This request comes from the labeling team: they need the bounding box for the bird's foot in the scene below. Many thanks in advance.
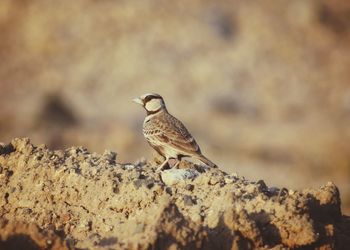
[172,160,180,169]
[156,159,169,172]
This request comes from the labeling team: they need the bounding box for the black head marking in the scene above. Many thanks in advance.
[143,94,163,104]
[141,93,166,115]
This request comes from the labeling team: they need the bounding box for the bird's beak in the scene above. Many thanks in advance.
[132,97,144,106]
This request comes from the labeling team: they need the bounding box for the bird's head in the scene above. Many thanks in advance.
[133,93,166,114]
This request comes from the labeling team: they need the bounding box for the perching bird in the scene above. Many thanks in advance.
[133,93,217,171]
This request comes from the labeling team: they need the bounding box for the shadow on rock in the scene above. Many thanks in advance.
[0,234,41,250]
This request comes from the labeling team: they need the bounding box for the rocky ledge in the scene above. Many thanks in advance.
[0,138,349,249]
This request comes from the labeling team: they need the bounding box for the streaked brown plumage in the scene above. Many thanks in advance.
[133,93,217,171]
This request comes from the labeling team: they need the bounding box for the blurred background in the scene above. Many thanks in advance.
[0,0,349,213]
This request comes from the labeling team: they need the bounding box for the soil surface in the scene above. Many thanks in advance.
[0,138,349,249]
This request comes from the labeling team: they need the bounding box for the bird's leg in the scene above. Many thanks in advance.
[156,158,169,171]
[172,159,180,169]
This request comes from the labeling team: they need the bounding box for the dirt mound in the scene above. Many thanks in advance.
[0,138,349,249]
[0,220,70,250]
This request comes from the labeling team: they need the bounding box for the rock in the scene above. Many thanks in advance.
[161,168,199,186]
[102,150,117,163]
[183,195,196,206]
[0,143,15,156]
[124,164,135,170]
[185,184,194,191]
[0,138,349,249]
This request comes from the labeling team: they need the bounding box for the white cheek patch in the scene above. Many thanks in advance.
[145,99,162,111]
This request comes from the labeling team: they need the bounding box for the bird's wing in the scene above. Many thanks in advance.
[144,114,201,155]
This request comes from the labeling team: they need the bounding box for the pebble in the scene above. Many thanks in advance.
[256,180,267,191]
[185,184,194,191]
[288,189,295,195]
[183,195,195,206]
[102,150,117,162]
[161,169,199,186]
[124,164,135,170]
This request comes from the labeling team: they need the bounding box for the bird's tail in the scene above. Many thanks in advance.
[196,154,217,168]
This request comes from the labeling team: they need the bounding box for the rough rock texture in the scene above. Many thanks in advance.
[0,138,349,249]
[0,220,70,250]
[1,0,350,214]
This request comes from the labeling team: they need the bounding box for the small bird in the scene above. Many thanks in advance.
[133,93,217,171]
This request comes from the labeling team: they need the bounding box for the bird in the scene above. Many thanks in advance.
[133,93,217,171]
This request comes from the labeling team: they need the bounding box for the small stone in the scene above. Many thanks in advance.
[231,172,239,178]
[245,184,257,194]
[161,169,199,186]
[146,181,154,189]
[209,177,219,185]
[267,187,280,195]
[124,164,135,170]
[207,172,225,186]
[224,176,235,184]
[185,184,194,191]
[326,181,335,187]
[0,143,15,156]
[256,180,267,191]
[102,150,117,162]
[138,174,146,179]
[68,147,79,155]
[90,168,98,175]
[242,193,254,200]
[183,195,195,206]
[165,187,173,195]
[37,144,47,150]
[133,179,143,189]
[133,178,154,189]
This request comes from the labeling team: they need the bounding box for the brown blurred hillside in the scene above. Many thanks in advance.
[0,0,349,212]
